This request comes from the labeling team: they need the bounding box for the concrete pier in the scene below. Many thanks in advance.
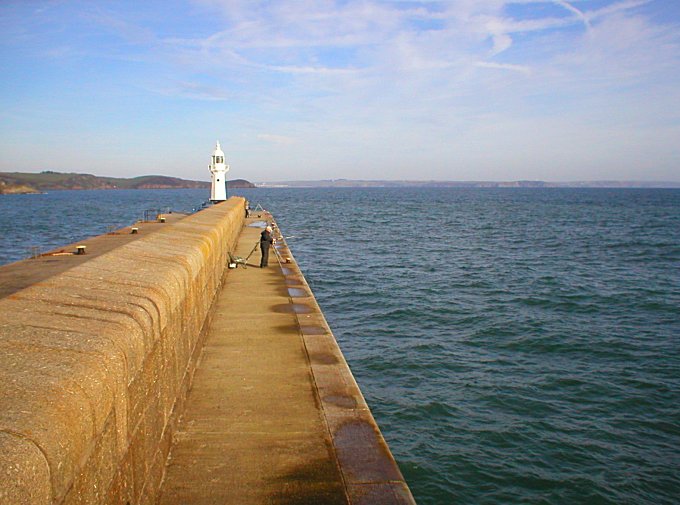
[158,214,414,504]
[0,212,186,299]
[0,198,415,504]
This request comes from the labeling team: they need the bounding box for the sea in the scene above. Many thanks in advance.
[1,187,678,505]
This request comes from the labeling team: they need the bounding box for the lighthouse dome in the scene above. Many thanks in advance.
[213,141,225,158]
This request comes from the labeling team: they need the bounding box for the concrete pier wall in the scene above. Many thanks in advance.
[0,197,245,504]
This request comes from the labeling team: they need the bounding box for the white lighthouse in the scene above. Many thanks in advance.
[209,140,229,202]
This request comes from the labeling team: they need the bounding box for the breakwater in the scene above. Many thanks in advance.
[0,196,414,504]
[1,199,244,503]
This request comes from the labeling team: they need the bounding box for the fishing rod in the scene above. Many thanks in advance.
[245,240,260,260]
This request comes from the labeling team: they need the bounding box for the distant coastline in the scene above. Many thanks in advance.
[0,171,255,194]
[3,172,677,194]
[256,179,680,189]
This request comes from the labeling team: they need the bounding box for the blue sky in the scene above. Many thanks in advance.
[1,0,679,182]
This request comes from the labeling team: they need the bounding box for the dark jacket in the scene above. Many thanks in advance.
[260,229,273,246]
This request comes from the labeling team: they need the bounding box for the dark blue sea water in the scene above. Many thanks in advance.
[1,187,679,504]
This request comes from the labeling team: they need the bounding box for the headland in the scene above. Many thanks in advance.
[0,171,255,194]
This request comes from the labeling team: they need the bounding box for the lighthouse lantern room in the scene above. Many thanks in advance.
[209,140,229,202]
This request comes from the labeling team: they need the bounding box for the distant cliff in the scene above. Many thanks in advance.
[0,181,41,194]
[0,171,255,194]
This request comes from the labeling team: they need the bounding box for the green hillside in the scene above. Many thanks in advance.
[0,171,255,194]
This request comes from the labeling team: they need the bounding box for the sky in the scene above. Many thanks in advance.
[1,0,679,183]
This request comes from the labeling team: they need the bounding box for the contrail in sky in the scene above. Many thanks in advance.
[553,0,592,30]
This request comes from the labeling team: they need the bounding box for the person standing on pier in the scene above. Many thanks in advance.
[260,226,274,268]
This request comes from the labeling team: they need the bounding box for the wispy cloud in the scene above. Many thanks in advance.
[586,0,652,21]
[553,0,592,30]
[257,133,295,145]
[476,61,532,74]
[159,81,232,101]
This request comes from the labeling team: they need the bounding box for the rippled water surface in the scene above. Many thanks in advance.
[1,187,679,504]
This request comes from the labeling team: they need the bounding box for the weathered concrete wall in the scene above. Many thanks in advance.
[0,197,245,505]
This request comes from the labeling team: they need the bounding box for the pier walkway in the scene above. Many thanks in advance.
[157,214,415,504]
